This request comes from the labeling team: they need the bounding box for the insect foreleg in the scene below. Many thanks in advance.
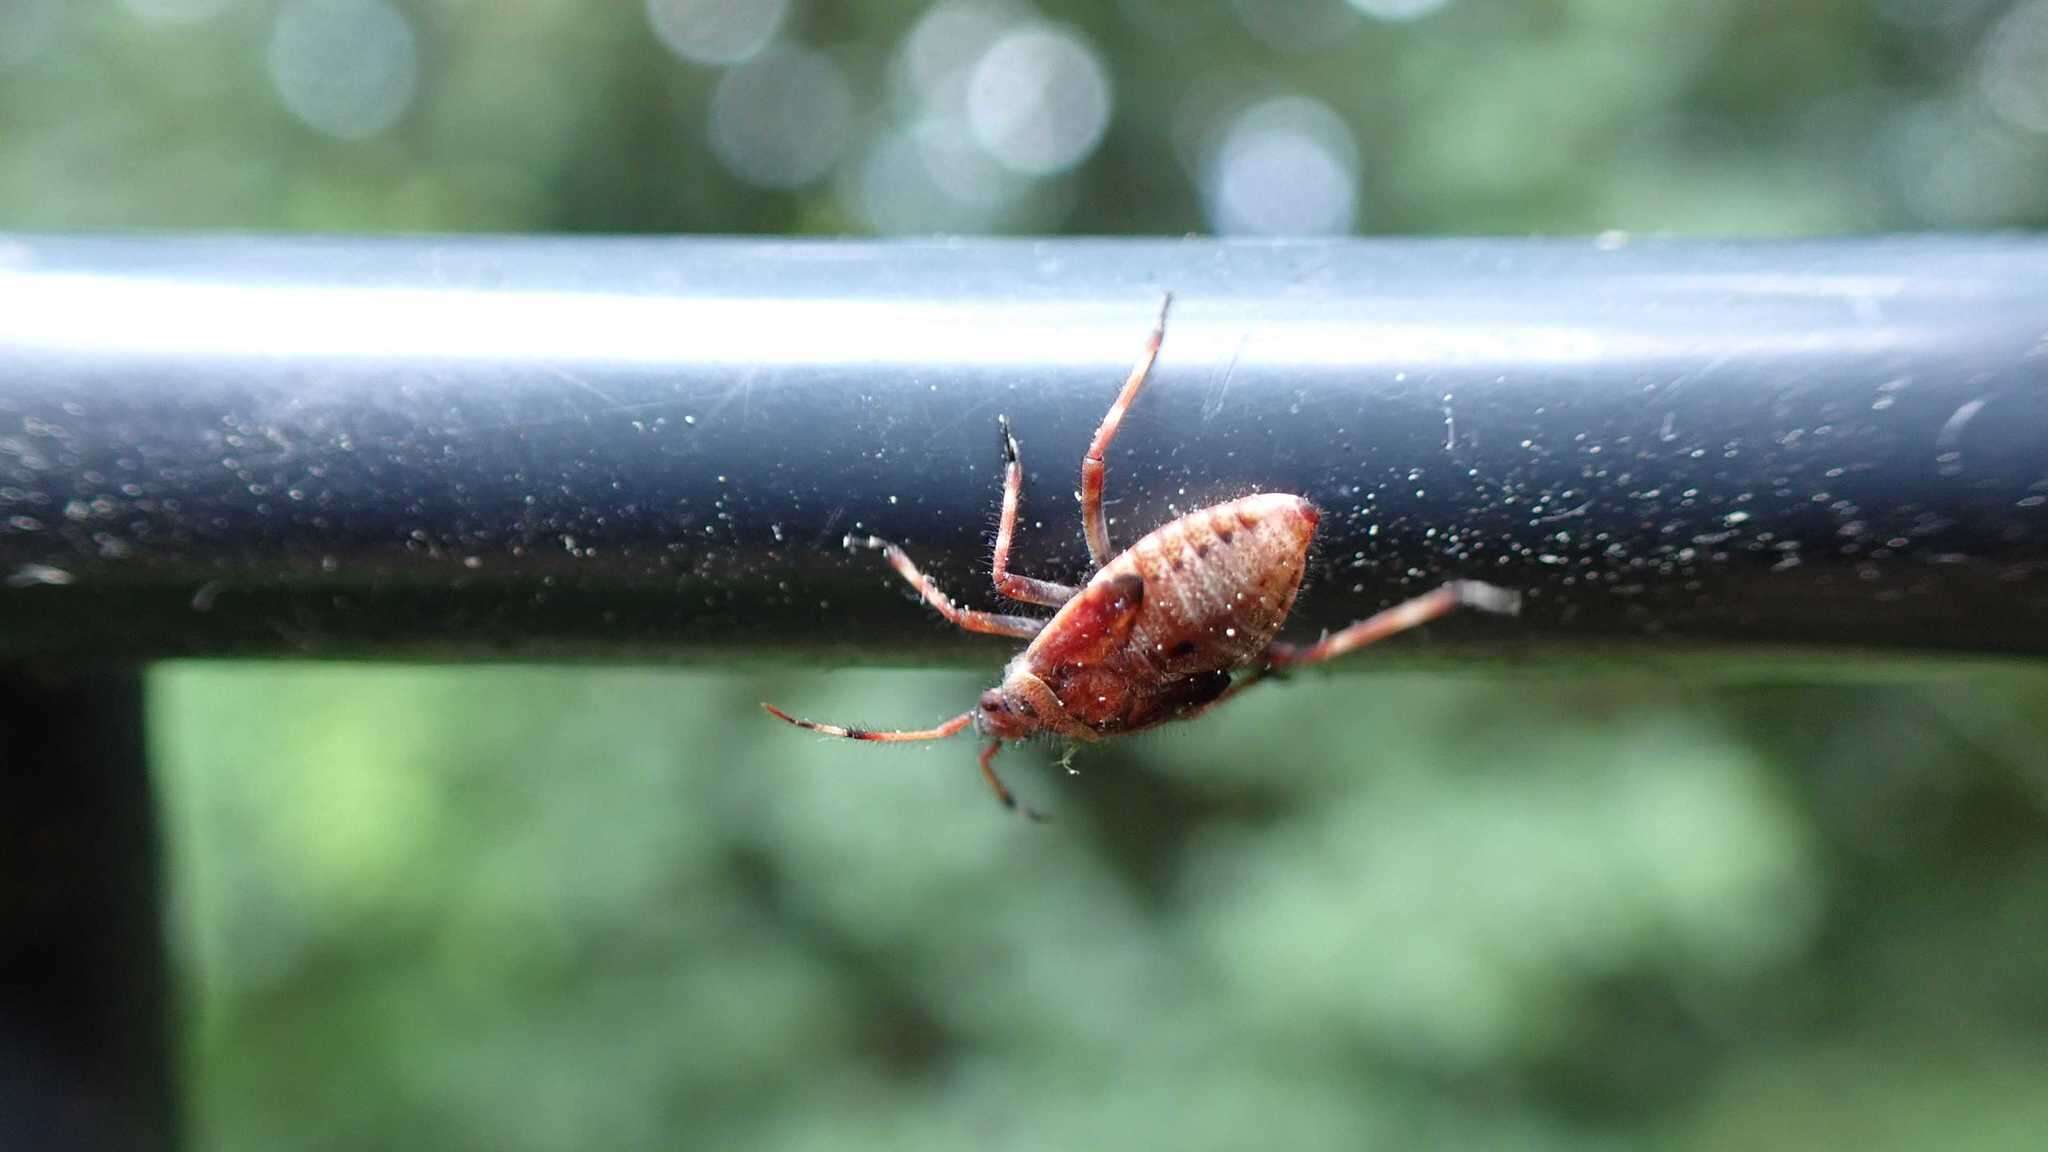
[848,534,1047,639]
[991,415,1079,607]
[978,739,1046,821]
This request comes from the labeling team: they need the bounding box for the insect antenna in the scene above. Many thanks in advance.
[763,703,1045,819]
[759,703,975,743]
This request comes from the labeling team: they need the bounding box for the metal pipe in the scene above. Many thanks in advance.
[0,234,2044,664]
[0,668,175,1151]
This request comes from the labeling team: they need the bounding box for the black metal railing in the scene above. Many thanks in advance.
[2,235,2045,665]
[3,234,2046,1151]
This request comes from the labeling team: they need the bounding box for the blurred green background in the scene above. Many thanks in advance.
[9,0,2048,1148]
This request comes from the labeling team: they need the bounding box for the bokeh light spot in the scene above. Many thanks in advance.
[1883,97,2042,226]
[1227,0,1361,54]
[645,0,788,67]
[1346,0,1454,21]
[967,23,1114,176]
[0,0,59,73]
[121,0,234,25]
[1980,0,2048,134]
[709,47,855,190]
[267,0,418,141]
[1874,0,2002,29]
[896,0,1028,116]
[849,120,1021,234]
[1205,97,1360,236]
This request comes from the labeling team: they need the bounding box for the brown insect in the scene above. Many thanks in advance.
[764,294,1520,817]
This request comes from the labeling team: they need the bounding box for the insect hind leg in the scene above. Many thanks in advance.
[1264,581,1521,669]
[1181,582,1520,723]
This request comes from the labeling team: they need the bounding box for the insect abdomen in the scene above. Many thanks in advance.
[1114,493,1319,675]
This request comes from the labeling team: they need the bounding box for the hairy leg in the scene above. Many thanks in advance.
[1264,581,1520,669]
[1184,581,1522,720]
[847,535,1046,639]
[1080,292,1172,567]
[991,415,1078,607]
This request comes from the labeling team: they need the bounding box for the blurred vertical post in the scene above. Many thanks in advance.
[0,670,176,1151]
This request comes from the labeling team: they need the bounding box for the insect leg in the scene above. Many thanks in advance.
[848,535,1047,639]
[978,739,1047,821]
[1179,582,1520,724]
[1080,292,1172,568]
[991,415,1078,607]
[761,704,976,742]
[1263,581,1521,669]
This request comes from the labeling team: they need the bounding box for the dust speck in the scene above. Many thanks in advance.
[8,563,73,588]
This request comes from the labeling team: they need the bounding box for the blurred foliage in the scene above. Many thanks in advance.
[6,0,2048,236]
[7,0,2048,1148]
[151,663,2048,1150]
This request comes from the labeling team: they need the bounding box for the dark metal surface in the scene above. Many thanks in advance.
[0,234,2044,664]
[0,669,175,1151]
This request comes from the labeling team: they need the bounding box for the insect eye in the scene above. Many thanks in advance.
[979,689,1006,712]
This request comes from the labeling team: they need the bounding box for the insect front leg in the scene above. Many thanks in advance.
[991,415,1078,607]
[847,535,1047,639]
[978,740,1046,821]
[1080,292,1172,568]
